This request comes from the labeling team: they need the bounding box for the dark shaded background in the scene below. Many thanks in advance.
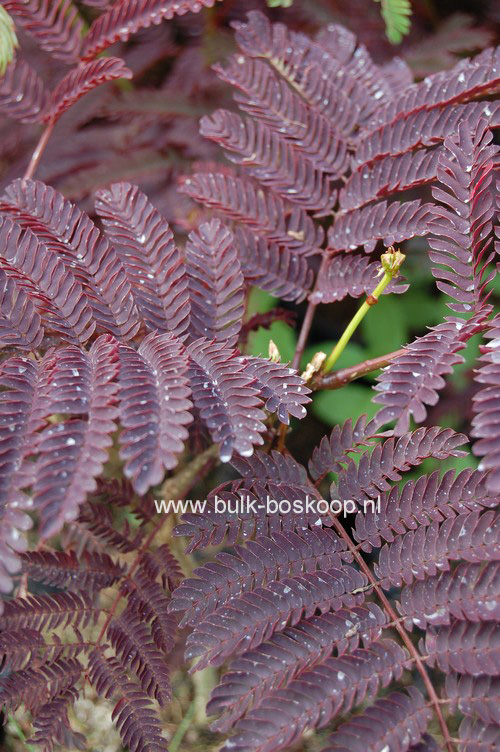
[1,2,498,749]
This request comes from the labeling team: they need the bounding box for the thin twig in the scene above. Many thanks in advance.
[23,120,55,181]
[88,447,218,659]
[329,515,455,752]
[276,255,329,451]
[169,699,196,752]
[312,348,406,390]
[323,248,405,373]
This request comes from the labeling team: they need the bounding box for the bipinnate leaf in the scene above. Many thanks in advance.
[34,335,120,539]
[1,179,140,340]
[119,332,193,494]
[0,55,47,122]
[81,0,221,61]
[186,337,267,462]
[46,57,133,122]
[472,314,500,493]
[427,118,498,313]
[3,0,84,63]
[95,182,191,338]
[185,219,244,347]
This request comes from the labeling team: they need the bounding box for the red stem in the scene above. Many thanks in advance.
[23,120,54,181]
[313,348,406,390]
[330,515,454,752]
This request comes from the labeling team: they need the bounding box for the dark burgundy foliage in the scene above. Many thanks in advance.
[0,2,498,752]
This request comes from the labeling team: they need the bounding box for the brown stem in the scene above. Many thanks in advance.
[313,348,406,390]
[276,300,318,451]
[330,516,454,752]
[291,298,317,372]
[92,517,166,649]
[23,120,55,181]
[276,256,330,451]
[90,446,219,654]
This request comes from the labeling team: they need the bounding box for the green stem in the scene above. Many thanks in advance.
[7,713,36,751]
[323,248,405,374]
[169,700,196,752]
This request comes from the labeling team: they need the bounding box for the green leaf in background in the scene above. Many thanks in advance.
[247,320,297,362]
[267,0,294,7]
[398,289,450,331]
[376,0,412,44]
[449,333,482,388]
[301,341,367,374]
[361,294,408,357]
[313,383,378,427]
[246,288,278,316]
[0,6,17,76]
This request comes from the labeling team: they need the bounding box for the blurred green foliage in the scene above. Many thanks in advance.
[244,263,495,444]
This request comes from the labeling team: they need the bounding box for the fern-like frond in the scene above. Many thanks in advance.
[458,716,500,750]
[1,179,140,340]
[232,11,380,123]
[445,673,500,725]
[0,591,99,632]
[340,147,441,212]
[328,199,435,254]
[76,496,143,555]
[399,561,500,629]
[219,639,407,752]
[169,528,344,627]
[308,416,371,481]
[95,182,191,338]
[122,567,177,654]
[322,688,430,752]
[354,468,497,552]
[21,549,123,592]
[379,0,412,45]
[174,450,330,552]
[0,267,43,348]
[180,172,323,255]
[354,100,500,169]
[81,0,220,61]
[107,607,171,705]
[331,427,468,503]
[316,22,399,102]
[312,252,408,304]
[369,316,482,434]
[200,110,336,214]
[3,0,83,63]
[369,46,500,129]
[185,565,369,670]
[46,57,133,122]
[0,357,42,608]
[0,55,46,122]
[427,118,498,312]
[472,314,500,493]
[0,216,95,344]
[87,648,168,752]
[236,356,311,423]
[208,603,387,732]
[30,685,85,752]
[0,628,45,672]
[214,54,349,177]
[0,656,83,716]
[424,620,499,676]
[185,219,244,347]
[375,510,499,587]
[186,337,267,463]
[118,332,193,494]
[234,227,313,302]
[34,336,120,539]
[139,543,183,591]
